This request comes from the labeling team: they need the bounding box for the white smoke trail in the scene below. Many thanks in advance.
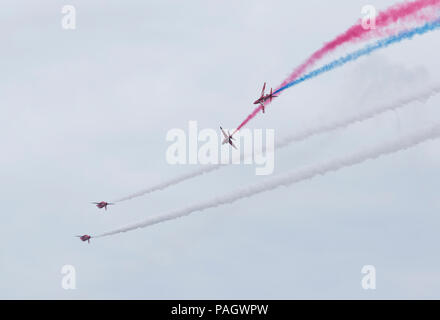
[275,85,440,148]
[113,85,440,202]
[98,122,440,237]
[113,164,222,202]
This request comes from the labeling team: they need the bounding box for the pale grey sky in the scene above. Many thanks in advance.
[1,0,440,299]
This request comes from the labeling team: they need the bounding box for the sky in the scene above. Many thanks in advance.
[1,0,440,299]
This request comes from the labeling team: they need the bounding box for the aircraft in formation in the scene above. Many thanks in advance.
[253,82,278,113]
[220,126,237,150]
[76,235,92,243]
[79,203,113,243]
[220,82,277,150]
[80,82,277,242]
[92,201,114,210]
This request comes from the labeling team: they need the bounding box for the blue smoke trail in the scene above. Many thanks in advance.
[274,18,440,95]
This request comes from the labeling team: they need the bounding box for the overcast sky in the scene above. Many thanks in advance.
[2,0,440,299]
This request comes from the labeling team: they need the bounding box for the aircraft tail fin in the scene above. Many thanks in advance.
[261,82,266,97]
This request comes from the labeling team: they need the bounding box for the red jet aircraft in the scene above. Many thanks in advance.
[220,127,237,149]
[76,235,92,243]
[253,82,278,113]
[92,201,114,210]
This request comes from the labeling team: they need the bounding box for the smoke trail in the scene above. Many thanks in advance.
[277,0,440,90]
[275,85,440,147]
[235,0,440,132]
[114,85,440,202]
[274,18,440,94]
[235,18,440,133]
[98,123,440,237]
[113,164,221,202]
[114,3,440,202]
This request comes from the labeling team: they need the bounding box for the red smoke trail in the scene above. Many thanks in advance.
[234,0,440,134]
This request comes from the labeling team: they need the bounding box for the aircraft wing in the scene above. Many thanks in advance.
[220,127,228,139]
[230,141,238,150]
